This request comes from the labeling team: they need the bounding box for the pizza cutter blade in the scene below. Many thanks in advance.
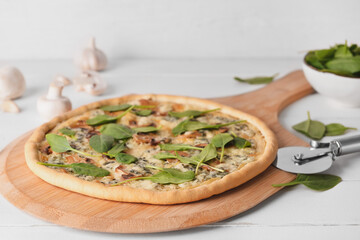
[273,134,360,174]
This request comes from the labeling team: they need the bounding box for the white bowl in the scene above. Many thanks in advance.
[302,61,360,108]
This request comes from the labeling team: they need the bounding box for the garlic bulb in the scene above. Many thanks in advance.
[73,71,107,96]
[75,37,107,71]
[1,100,20,113]
[0,66,26,100]
[37,80,72,121]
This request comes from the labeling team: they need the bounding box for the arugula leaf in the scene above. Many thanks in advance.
[234,74,278,85]
[59,128,76,138]
[86,106,134,126]
[89,135,114,153]
[211,133,233,162]
[46,134,100,157]
[325,56,360,75]
[334,43,353,58]
[159,143,202,151]
[175,152,224,172]
[325,123,357,136]
[38,162,109,177]
[305,52,325,69]
[113,166,195,185]
[168,108,220,119]
[100,124,135,140]
[107,143,126,157]
[172,120,244,136]
[314,48,335,62]
[115,153,137,164]
[272,174,342,191]
[133,126,160,133]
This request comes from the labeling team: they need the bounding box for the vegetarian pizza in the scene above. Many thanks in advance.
[25,94,277,204]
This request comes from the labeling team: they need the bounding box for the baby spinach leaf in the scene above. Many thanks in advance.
[233,137,252,148]
[89,135,114,153]
[325,57,360,75]
[234,74,278,85]
[325,123,357,136]
[168,108,220,119]
[272,174,342,191]
[59,128,76,138]
[46,134,73,153]
[107,143,126,157]
[211,133,233,162]
[292,112,326,140]
[100,124,135,140]
[175,152,224,172]
[334,43,353,58]
[305,52,325,69]
[133,109,153,116]
[86,106,134,126]
[46,134,100,157]
[113,166,195,185]
[133,126,160,133]
[160,143,202,151]
[38,162,110,177]
[172,120,244,136]
[194,143,217,174]
[153,152,177,160]
[314,48,335,62]
[115,153,137,164]
[100,104,132,112]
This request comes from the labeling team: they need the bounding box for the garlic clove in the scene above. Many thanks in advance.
[73,71,107,95]
[74,37,107,71]
[1,100,20,113]
[0,66,26,100]
[37,81,72,121]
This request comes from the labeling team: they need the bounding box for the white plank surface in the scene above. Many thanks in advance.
[0,0,359,60]
[1,59,360,239]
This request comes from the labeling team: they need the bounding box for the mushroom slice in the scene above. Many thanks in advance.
[1,100,20,113]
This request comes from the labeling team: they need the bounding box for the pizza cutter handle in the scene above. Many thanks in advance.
[330,134,360,156]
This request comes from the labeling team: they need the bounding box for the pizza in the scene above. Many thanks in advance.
[25,94,277,204]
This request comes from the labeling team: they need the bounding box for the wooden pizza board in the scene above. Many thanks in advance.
[0,70,313,233]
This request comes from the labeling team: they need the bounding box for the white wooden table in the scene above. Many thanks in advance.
[1,59,359,240]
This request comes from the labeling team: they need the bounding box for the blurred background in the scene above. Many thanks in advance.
[1,0,359,61]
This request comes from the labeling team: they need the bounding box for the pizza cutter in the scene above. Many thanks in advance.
[273,134,360,174]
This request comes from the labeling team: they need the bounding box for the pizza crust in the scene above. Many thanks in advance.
[25,94,278,204]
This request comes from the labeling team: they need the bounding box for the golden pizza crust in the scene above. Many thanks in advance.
[25,94,277,204]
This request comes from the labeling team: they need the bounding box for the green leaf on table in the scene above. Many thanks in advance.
[100,124,135,140]
[168,108,220,119]
[211,133,233,162]
[89,135,114,153]
[59,128,76,138]
[46,134,100,157]
[115,153,138,164]
[113,166,195,185]
[38,162,110,177]
[159,143,202,151]
[292,111,326,140]
[272,174,342,191]
[325,123,357,136]
[86,106,134,126]
[234,74,278,85]
[172,120,244,136]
